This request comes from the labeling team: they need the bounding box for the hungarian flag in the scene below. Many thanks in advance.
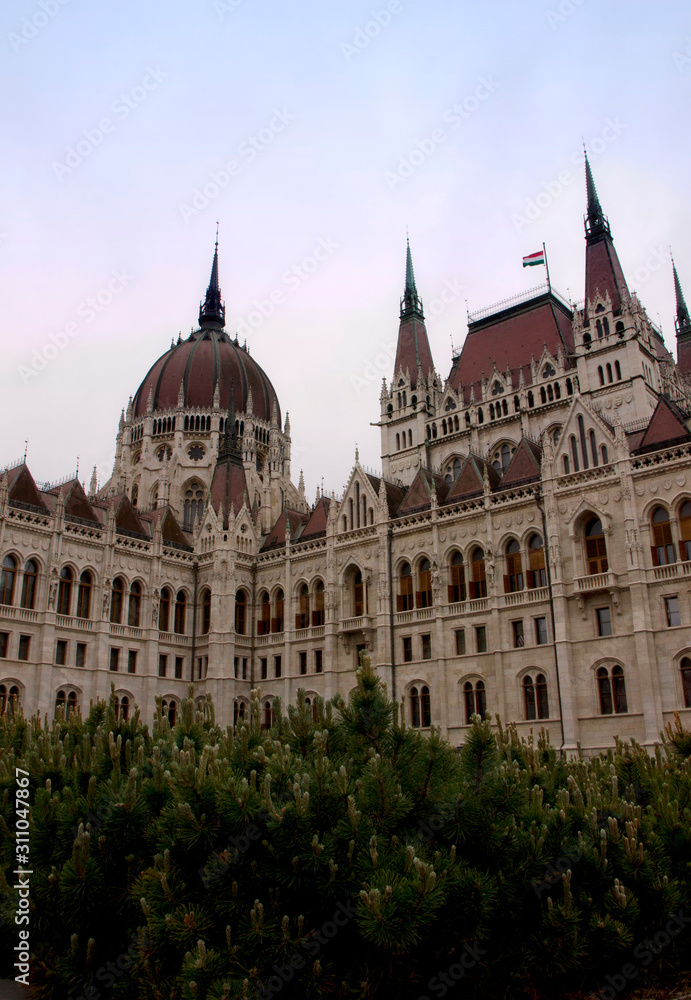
[522,250,545,267]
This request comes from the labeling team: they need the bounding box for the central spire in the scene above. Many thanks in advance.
[199,227,226,328]
[584,151,611,242]
[400,237,424,319]
[673,257,691,335]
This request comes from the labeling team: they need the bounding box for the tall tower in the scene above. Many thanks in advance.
[674,258,691,376]
[380,240,438,485]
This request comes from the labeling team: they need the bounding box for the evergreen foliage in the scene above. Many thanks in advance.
[1,668,690,999]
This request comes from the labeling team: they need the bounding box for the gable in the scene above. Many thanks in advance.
[635,396,691,453]
[302,497,331,539]
[500,439,542,488]
[63,479,100,523]
[553,397,615,474]
[6,465,49,510]
[445,456,485,501]
[115,495,148,537]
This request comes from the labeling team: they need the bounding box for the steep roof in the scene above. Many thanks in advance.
[365,473,407,518]
[209,458,248,526]
[444,455,499,502]
[499,439,542,489]
[301,496,332,540]
[4,464,49,511]
[397,468,450,515]
[139,506,193,549]
[393,241,435,387]
[633,396,691,453]
[448,291,574,403]
[261,509,309,550]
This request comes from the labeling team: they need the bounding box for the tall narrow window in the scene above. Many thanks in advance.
[504,540,523,593]
[680,657,691,708]
[159,587,171,631]
[527,535,546,588]
[273,590,284,632]
[577,415,589,470]
[57,567,73,616]
[111,578,124,624]
[76,571,92,619]
[598,665,627,714]
[353,571,367,616]
[651,507,675,566]
[417,559,432,608]
[421,686,431,727]
[570,435,580,473]
[0,556,16,606]
[523,675,537,720]
[20,560,38,610]
[470,548,487,598]
[398,562,413,611]
[463,680,486,723]
[585,518,608,575]
[680,501,691,561]
[174,590,186,634]
[128,582,141,627]
[313,580,325,626]
[410,687,420,727]
[201,589,211,634]
[448,552,466,603]
[258,591,271,634]
[235,590,247,635]
[296,584,309,629]
[589,430,599,467]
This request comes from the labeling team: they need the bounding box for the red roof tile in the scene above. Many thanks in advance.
[585,237,629,315]
[301,497,332,539]
[499,439,542,488]
[397,469,450,515]
[393,315,435,386]
[635,396,691,452]
[445,455,499,502]
[261,509,309,550]
[5,465,49,510]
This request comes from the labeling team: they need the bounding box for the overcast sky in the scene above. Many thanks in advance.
[1,0,690,501]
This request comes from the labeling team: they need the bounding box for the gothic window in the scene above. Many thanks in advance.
[448,552,466,603]
[21,560,38,610]
[589,430,599,467]
[547,385,554,402]
[263,699,273,729]
[128,582,141,627]
[159,587,171,632]
[0,684,20,715]
[492,381,502,395]
[174,590,187,634]
[585,519,608,575]
[77,571,92,619]
[598,366,604,386]
[296,584,309,629]
[183,484,205,531]
[504,540,523,593]
[398,562,413,611]
[131,484,138,507]
[188,446,205,461]
[396,433,400,450]
[115,695,130,721]
[410,686,431,728]
[583,332,591,349]
[201,589,211,634]
[554,383,561,399]
[417,558,432,608]
[527,392,534,408]
[0,556,17,606]
[463,679,486,723]
[528,535,547,588]
[111,578,124,623]
[258,591,271,635]
[410,686,420,728]
[603,317,610,336]
[162,699,177,726]
[55,689,65,717]
[470,548,487,599]
[651,507,675,566]
[57,568,73,616]
[524,674,549,720]
[566,378,573,394]
[540,387,547,404]
[353,571,366,616]
[273,590,284,632]
[235,589,247,635]
[443,418,448,433]
[601,445,608,464]
[570,435,580,473]
[157,446,172,462]
[514,395,520,413]
[679,501,691,560]
[681,657,691,708]
[563,455,570,474]
[313,580,325,626]
[598,665,627,715]
[543,364,555,378]
[596,319,603,339]
[615,360,621,380]
[477,408,484,423]
[606,363,613,383]
[577,415,589,470]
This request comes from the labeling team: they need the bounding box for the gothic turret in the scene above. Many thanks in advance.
[583,153,630,315]
[674,258,691,375]
[393,239,435,388]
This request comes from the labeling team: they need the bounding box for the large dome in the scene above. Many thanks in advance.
[131,327,281,424]
[131,242,281,425]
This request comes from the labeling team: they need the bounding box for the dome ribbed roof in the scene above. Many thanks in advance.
[131,328,281,425]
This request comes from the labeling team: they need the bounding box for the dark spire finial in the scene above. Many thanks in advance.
[400,236,424,318]
[199,229,226,328]
[673,254,691,338]
[584,151,611,242]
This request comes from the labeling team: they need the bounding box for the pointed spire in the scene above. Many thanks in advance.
[298,469,305,497]
[401,238,424,318]
[199,227,226,328]
[584,151,610,241]
[89,466,98,497]
[673,257,691,336]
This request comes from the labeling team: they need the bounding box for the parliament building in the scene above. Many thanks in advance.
[2,156,691,752]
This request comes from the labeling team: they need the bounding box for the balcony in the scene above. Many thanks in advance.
[443,598,489,617]
[394,607,434,625]
[110,623,143,639]
[257,631,283,646]
[0,606,39,623]
[340,615,373,633]
[57,614,94,631]
[503,587,549,607]
[575,572,615,593]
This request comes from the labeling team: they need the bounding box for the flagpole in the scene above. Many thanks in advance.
[543,241,551,293]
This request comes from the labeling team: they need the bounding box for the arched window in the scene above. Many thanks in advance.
[77,571,92,619]
[566,378,573,395]
[554,382,561,399]
[463,680,486,723]
[600,445,609,464]
[651,507,675,566]
[615,360,621,380]
[411,686,431,727]
[159,587,171,632]
[201,589,211,634]
[606,363,613,383]
[681,657,691,708]
[523,674,549,720]
[353,571,367,617]
[235,590,247,634]
[258,591,271,634]
[589,430,599,467]
[417,558,432,608]
[504,540,523,593]
[470,548,486,599]
[603,317,610,336]
[115,694,130,721]
[20,560,38,610]
[421,685,430,726]
[577,415,589,470]
[570,435,580,473]
[528,535,546,588]
[162,699,177,726]
[263,699,273,729]
[562,455,570,475]
[57,567,73,616]
[410,686,420,728]
[398,562,413,611]
[448,552,466,603]
[540,387,547,405]
[598,366,605,386]
[396,433,400,450]
[183,484,205,531]
[55,690,65,717]
[528,391,534,408]
[679,501,691,561]
[477,408,484,424]
[1,685,19,715]
[111,578,124,623]
[273,590,284,632]
[67,690,78,720]
[128,582,141,627]
[547,385,554,402]
[583,332,591,349]
[0,685,5,715]
[598,665,627,715]
[296,584,309,629]
[174,590,186,634]
[585,519,608,575]
[313,580,325,626]
[596,319,603,339]
[131,484,138,508]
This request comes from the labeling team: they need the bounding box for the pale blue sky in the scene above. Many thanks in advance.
[1,0,690,496]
